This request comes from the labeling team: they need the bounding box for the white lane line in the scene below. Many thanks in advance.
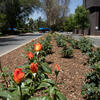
[0,35,42,57]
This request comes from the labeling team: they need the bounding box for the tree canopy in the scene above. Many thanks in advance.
[41,0,70,26]
[74,6,90,34]
[64,14,75,32]
[0,0,40,33]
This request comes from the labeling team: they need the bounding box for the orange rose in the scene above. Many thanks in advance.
[30,63,38,73]
[13,68,25,84]
[31,40,34,42]
[34,43,42,52]
[46,34,48,36]
[41,37,44,40]
[50,41,53,44]
[54,64,60,71]
[27,52,34,59]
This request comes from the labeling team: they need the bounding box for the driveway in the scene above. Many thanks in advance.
[0,32,44,56]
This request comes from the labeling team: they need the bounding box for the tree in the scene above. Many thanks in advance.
[0,13,8,33]
[41,0,70,26]
[28,18,34,32]
[34,17,47,31]
[50,17,65,31]
[64,14,75,32]
[0,0,40,33]
[74,6,90,35]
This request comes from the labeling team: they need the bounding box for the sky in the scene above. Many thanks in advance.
[69,0,83,14]
[30,0,83,20]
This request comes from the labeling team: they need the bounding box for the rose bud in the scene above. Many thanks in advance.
[27,52,34,60]
[30,63,38,73]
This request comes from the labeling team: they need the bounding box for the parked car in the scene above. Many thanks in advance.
[39,28,50,33]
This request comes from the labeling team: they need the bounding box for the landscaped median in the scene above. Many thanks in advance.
[0,33,66,100]
[0,33,100,100]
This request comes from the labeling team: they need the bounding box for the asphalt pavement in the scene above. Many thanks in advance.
[0,32,44,56]
[1,32,100,57]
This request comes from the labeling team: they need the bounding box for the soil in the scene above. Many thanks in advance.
[45,38,89,100]
[0,35,90,100]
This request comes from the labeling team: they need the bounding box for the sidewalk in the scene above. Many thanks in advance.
[85,35,100,38]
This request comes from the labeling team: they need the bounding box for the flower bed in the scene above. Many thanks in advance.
[0,33,94,100]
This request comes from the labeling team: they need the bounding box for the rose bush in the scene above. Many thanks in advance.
[0,33,67,100]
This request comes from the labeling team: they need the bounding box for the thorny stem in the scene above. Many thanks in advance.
[0,58,8,88]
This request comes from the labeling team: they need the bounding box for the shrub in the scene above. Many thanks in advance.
[56,39,66,47]
[54,34,66,47]
[70,39,80,49]
[81,64,100,100]
[60,34,66,40]
[61,46,73,58]
[88,48,100,65]
[65,35,73,43]
[78,37,93,54]
[40,40,52,56]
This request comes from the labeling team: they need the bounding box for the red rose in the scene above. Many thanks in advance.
[34,43,42,52]
[13,68,25,84]
[54,64,60,71]
[30,63,38,73]
[27,52,34,59]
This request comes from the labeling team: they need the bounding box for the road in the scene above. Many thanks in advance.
[0,32,44,56]
[1,32,100,57]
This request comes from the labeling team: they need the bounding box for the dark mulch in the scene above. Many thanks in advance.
[45,38,90,100]
[0,35,90,100]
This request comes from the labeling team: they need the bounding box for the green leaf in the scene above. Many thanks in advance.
[37,82,51,90]
[81,90,86,95]
[42,79,55,85]
[25,79,33,84]
[0,83,4,91]
[56,91,67,100]
[41,63,52,74]
[0,90,12,98]
[28,96,52,100]
[8,87,17,91]
[0,90,20,100]
[49,86,55,97]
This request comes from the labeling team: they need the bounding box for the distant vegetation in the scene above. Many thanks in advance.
[0,0,89,35]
